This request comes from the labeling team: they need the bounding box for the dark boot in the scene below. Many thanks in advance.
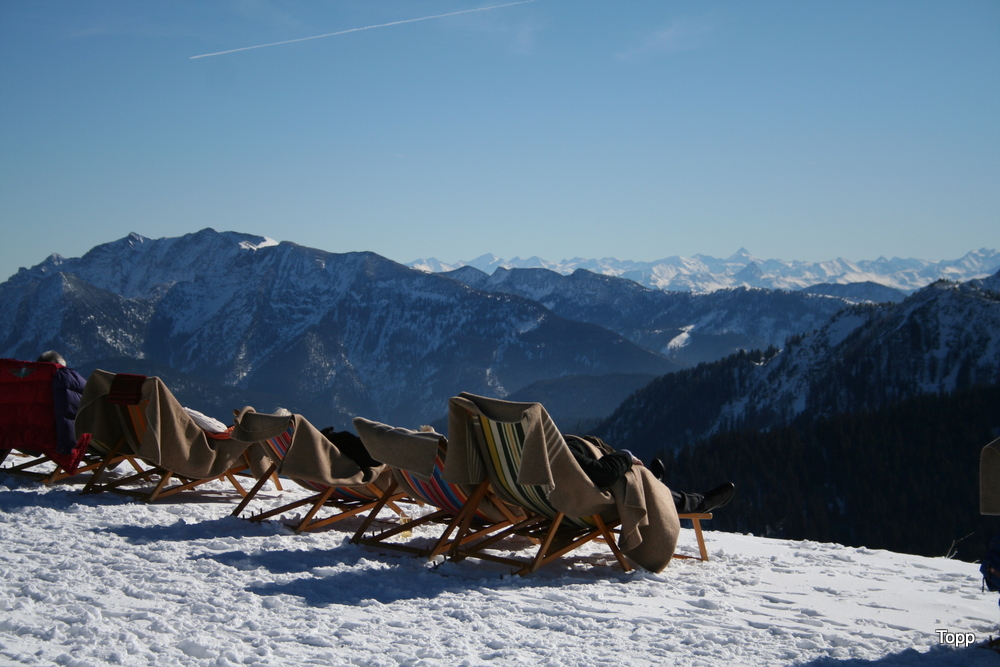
[649,458,665,481]
[693,483,736,513]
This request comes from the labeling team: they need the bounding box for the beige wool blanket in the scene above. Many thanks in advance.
[231,407,387,490]
[75,369,251,480]
[446,392,680,572]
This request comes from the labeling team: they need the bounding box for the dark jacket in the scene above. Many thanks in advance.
[321,427,381,470]
[564,434,633,489]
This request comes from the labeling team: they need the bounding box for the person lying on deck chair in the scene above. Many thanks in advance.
[36,350,87,425]
[269,407,382,472]
[320,426,382,470]
[565,434,735,514]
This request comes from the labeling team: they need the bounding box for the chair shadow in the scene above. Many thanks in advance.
[3,475,636,607]
[98,514,287,543]
[197,540,633,606]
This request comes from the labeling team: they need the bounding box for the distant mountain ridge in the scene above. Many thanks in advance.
[410,248,1000,293]
[0,229,679,427]
[441,265,854,367]
[596,270,1000,460]
[6,229,996,434]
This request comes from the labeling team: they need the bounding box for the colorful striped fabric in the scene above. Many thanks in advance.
[265,425,294,461]
[475,414,591,529]
[395,443,492,523]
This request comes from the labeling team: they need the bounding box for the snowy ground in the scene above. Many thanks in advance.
[0,471,998,666]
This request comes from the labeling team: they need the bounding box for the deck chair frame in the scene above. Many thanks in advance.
[79,374,251,502]
[352,471,521,559]
[450,411,633,575]
[229,412,404,533]
[242,477,406,534]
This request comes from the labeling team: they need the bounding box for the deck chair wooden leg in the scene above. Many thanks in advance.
[231,462,278,517]
[351,478,400,542]
[451,513,548,561]
[593,514,632,572]
[148,467,249,502]
[294,486,338,533]
[428,480,493,558]
[248,494,318,522]
[224,471,248,497]
[81,438,128,494]
[358,509,452,556]
[241,451,282,492]
[358,482,406,516]
[89,464,161,495]
[525,512,566,574]
[122,456,145,475]
[301,490,407,534]
[446,480,495,557]
[490,496,522,525]
[427,509,474,559]
[519,516,629,575]
[146,470,174,502]
[674,513,711,561]
[691,517,708,561]
[2,454,51,477]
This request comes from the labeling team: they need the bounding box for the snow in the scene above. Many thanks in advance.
[408,250,1000,294]
[666,325,694,351]
[1,473,997,666]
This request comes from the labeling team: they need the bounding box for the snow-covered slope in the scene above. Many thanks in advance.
[0,474,995,666]
[601,272,1000,451]
[412,248,1000,293]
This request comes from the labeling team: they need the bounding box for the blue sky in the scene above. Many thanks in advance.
[1,1,998,282]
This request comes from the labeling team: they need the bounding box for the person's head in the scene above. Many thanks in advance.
[37,350,67,366]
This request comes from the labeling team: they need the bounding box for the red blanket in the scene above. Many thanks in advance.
[0,359,90,472]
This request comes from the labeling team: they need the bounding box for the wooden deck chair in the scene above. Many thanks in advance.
[349,417,522,559]
[228,408,404,534]
[0,358,99,483]
[75,370,253,502]
[446,393,683,575]
[445,394,630,575]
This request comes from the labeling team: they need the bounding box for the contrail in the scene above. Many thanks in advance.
[190,0,538,59]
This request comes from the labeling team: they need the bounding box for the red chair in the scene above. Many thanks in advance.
[0,358,93,482]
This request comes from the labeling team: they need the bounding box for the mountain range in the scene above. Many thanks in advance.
[2,229,997,437]
[0,230,677,427]
[3,228,998,563]
[596,270,1000,459]
[443,264,855,367]
[410,248,1000,293]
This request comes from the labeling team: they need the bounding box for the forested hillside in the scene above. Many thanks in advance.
[597,273,1000,459]
[659,383,1000,562]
